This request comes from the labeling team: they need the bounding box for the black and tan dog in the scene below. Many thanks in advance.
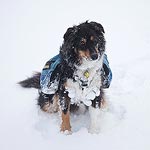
[19,21,108,133]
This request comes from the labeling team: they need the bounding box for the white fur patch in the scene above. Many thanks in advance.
[89,106,102,133]
[66,54,104,106]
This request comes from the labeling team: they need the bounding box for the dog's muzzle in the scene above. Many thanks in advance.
[91,53,98,60]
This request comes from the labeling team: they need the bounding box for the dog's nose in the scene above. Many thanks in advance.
[91,53,98,60]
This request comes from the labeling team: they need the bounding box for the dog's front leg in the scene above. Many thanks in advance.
[89,105,102,133]
[89,94,107,133]
[59,89,71,133]
[61,110,71,133]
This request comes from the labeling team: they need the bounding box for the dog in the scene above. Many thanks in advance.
[19,21,109,133]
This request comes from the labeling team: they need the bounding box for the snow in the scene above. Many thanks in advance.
[66,55,103,106]
[0,0,150,150]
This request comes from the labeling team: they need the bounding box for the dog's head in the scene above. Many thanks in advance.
[60,21,106,66]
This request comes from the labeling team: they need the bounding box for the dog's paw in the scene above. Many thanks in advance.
[60,122,72,134]
[61,130,72,135]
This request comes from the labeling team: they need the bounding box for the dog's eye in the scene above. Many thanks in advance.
[80,38,86,45]
[80,41,85,45]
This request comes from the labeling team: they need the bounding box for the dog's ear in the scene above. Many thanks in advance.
[89,22,105,34]
[63,26,78,41]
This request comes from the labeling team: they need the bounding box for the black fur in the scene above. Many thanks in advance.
[18,72,41,89]
[58,21,106,113]
[37,92,54,108]
[60,21,105,66]
[19,21,106,115]
[92,89,104,108]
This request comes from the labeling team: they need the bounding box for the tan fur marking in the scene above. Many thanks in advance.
[53,94,59,112]
[85,50,90,58]
[61,111,71,132]
[42,102,50,112]
[42,94,59,113]
[64,81,68,88]
[101,98,107,109]
[95,47,99,53]
[79,50,90,58]
[90,36,94,41]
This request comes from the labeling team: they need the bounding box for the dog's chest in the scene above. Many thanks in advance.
[65,59,103,106]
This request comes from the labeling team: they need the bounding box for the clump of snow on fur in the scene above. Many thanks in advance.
[66,55,104,106]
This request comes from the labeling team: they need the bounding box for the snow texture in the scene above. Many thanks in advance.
[66,54,103,106]
[0,0,150,150]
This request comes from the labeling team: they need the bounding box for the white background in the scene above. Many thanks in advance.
[0,0,150,150]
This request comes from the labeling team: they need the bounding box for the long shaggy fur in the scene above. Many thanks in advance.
[19,21,107,132]
[18,72,41,89]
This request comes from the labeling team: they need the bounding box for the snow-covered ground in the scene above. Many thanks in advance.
[0,0,150,150]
